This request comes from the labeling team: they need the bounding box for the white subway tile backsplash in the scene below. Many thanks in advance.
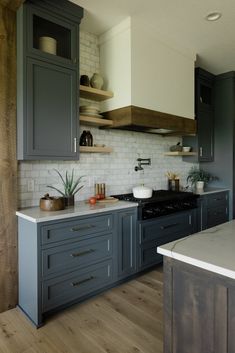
[17,30,196,208]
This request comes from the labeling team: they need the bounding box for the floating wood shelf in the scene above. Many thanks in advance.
[80,146,113,153]
[80,115,113,127]
[80,85,114,101]
[164,152,197,156]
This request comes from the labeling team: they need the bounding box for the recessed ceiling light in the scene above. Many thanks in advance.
[206,12,222,21]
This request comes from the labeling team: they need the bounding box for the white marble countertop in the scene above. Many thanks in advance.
[158,220,235,279]
[16,200,138,223]
[195,187,230,195]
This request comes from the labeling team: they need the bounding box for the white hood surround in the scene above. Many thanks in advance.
[99,17,196,133]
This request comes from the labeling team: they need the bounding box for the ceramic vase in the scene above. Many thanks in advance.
[90,73,104,90]
[196,181,204,192]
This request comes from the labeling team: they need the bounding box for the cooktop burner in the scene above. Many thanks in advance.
[113,190,195,204]
[112,190,199,220]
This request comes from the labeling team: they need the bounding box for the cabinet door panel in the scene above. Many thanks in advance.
[139,211,195,244]
[41,214,112,245]
[171,266,228,353]
[42,234,112,278]
[198,110,214,162]
[42,260,112,311]
[26,58,78,159]
[118,210,137,278]
[27,5,78,67]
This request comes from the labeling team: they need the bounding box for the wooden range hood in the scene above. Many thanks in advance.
[103,105,196,136]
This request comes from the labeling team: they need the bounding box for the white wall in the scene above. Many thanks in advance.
[18,30,196,208]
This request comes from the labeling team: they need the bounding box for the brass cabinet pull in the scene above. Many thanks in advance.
[160,223,179,230]
[70,249,95,257]
[70,224,95,232]
[70,276,94,287]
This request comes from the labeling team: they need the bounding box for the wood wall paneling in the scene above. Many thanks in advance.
[0,1,24,312]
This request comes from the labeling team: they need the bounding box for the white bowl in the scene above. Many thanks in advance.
[133,186,153,199]
[182,146,191,152]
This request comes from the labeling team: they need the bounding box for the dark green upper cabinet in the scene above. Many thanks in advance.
[183,68,215,163]
[17,0,83,160]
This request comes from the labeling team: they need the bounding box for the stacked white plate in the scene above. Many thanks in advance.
[80,105,103,118]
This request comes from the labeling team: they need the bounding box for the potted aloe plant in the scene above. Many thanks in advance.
[187,166,218,191]
[47,169,85,206]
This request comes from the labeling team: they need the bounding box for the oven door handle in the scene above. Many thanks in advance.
[160,223,179,230]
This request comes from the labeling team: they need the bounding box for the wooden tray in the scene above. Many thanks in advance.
[96,197,119,203]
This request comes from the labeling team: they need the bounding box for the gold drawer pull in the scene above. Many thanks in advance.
[70,249,95,257]
[70,276,95,287]
[70,224,95,232]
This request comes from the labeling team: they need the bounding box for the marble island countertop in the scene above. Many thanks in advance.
[158,220,235,279]
[16,200,138,223]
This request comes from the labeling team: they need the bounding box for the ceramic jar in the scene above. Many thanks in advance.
[196,181,204,192]
[90,73,104,90]
[39,36,57,55]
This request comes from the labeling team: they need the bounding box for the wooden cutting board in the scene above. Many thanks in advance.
[96,197,119,203]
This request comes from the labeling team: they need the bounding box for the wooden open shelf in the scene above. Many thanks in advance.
[164,152,197,156]
[80,146,113,153]
[80,115,113,127]
[80,85,114,101]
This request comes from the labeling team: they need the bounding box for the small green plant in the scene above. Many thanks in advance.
[47,169,85,197]
[187,166,218,186]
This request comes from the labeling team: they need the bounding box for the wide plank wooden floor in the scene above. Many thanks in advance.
[0,266,163,353]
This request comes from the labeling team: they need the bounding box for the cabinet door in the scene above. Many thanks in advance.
[196,78,213,112]
[24,58,78,160]
[26,5,78,68]
[198,110,214,162]
[117,210,137,279]
[198,192,229,231]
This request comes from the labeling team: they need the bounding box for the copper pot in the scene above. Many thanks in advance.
[40,194,65,211]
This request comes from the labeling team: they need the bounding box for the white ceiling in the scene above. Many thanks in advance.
[71,0,235,75]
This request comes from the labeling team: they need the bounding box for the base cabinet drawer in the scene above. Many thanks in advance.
[139,211,196,244]
[207,206,228,228]
[42,234,112,277]
[41,214,113,245]
[42,260,113,311]
[207,192,228,208]
[198,191,229,231]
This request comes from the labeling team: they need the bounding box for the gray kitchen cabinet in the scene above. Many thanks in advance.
[17,0,83,160]
[137,209,198,271]
[183,68,214,163]
[117,209,137,279]
[18,205,199,326]
[18,212,115,326]
[201,72,235,219]
[198,191,229,231]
